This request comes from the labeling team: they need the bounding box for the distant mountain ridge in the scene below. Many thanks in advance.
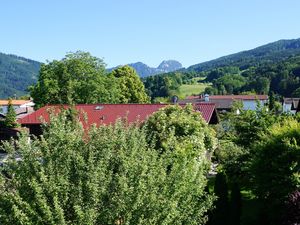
[109,60,183,77]
[187,38,300,72]
[2,38,300,98]
[0,52,41,98]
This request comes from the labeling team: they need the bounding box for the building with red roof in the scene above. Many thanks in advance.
[180,94,268,112]
[0,100,34,115]
[18,103,218,136]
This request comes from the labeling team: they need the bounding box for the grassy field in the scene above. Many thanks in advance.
[177,83,211,98]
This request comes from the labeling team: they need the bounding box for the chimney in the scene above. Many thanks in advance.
[171,95,179,104]
[204,94,210,102]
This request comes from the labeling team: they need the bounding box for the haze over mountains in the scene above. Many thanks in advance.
[108,60,183,77]
[1,38,300,98]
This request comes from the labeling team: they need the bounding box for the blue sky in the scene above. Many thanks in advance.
[1,0,300,68]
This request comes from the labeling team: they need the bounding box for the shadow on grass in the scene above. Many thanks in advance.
[240,190,263,225]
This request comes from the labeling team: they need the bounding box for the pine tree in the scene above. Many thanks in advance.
[4,99,17,128]
[269,91,275,111]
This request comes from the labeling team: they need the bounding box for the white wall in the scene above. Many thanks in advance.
[0,105,21,114]
[242,100,267,110]
[282,103,296,114]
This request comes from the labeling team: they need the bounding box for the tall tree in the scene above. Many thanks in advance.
[111,65,150,103]
[251,118,300,224]
[4,98,18,128]
[30,51,120,108]
[268,91,275,111]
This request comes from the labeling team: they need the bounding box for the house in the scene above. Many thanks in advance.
[18,103,219,136]
[0,100,34,141]
[282,98,300,114]
[0,128,21,142]
[0,100,34,115]
[0,100,34,121]
[180,95,268,113]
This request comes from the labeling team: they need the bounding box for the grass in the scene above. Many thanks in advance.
[177,83,211,98]
[240,190,262,225]
[192,77,206,82]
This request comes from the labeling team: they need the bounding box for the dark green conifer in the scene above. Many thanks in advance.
[4,99,17,128]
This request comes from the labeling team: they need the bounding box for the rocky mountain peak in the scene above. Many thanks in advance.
[157,60,182,73]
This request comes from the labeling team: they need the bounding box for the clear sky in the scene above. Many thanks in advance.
[1,0,300,68]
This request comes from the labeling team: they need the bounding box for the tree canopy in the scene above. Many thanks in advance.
[251,118,300,223]
[143,104,216,157]
[110,65,150,103]
[30,51,120,108]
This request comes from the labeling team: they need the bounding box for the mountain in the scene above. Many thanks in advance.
[109,60,183,77]
[127,62,158,77]
[157,60,183,73]
[2,38,300,99]
[187,38,300,72]
[0,53,41,98]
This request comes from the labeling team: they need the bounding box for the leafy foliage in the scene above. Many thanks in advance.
[0,108,215,225]
[143,104,217,157]
[214,140,245,184]
[110,65,150,103]
[214,104,285,189]
[213,74,246,95]
[200,55,300,96]
[251,118,300,223]
[252,118,300,199]
[143,71,206,100]
[30,51,120,108]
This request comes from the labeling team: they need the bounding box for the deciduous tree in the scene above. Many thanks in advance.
[143,104,217,158]
[111,65,150,103]
[251,118,300,224]
[30,51,120,108]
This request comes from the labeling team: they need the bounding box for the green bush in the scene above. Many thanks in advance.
[0,109,215,225]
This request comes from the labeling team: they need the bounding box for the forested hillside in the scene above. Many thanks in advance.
[144,38,300,100]
[0,52,41,98]
[2,38,300,100]
[203,55,300,97]
[187,38,300,72]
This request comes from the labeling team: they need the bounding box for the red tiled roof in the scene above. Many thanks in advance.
[18,103,217,128]
[193,103,216,122]
[203,95,268,100]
